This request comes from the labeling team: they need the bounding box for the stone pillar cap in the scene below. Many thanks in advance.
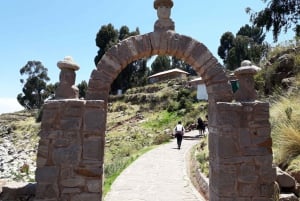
[154,0,173,9]
[234,60,261,75]
[57,56,80,71]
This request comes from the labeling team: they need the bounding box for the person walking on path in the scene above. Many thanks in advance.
[174,121,185,149]
[104,130,206,201]
[197,117,205,137]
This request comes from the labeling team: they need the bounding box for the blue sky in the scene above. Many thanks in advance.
[0,0,294,114]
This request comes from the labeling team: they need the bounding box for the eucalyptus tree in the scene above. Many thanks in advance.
[17,61,50,109]
[247,0,300,42]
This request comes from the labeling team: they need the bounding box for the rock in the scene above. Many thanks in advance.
[277,167,296,190]
[0,182,36,201]
[279,193,298,201]
[278,54,295,73]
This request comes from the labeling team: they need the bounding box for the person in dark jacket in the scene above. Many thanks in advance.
[197,117,205,136]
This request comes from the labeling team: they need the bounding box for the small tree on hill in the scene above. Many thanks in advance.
[17,61,50,109]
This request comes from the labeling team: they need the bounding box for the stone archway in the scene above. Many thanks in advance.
[34,1,275,200]
[85,31,233,103]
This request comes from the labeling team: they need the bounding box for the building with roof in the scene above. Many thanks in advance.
[148,68,189,84]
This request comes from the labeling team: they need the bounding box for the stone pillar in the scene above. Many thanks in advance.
[208,60,276,200]
[34,100,107,201]
[55,56,80,99]
[153,0,175,32]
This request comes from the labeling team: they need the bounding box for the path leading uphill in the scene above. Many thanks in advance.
[104,130,207,201]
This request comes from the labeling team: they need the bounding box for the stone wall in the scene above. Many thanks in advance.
[35,99,106,201]
[208,101,276,200]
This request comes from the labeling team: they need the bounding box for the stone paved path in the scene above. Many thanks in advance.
[104,130,207,201]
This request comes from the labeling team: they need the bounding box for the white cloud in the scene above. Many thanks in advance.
[0,98,24,114]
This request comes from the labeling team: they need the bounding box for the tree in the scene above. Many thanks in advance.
[94,24,148,93]
[44,82,58,100]
[94,23,118,66]
[150,55,171,75]
[247,0,300,42]
[218,32,235,64]
[171,57,197,76]
[77,80,88,99]
[218,24,268,70]
[17,61,50,109]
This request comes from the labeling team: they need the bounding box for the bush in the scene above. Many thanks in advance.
[152,133,171,145]
[195,139,209,177]
[271,94,300,168]
[274,125,300,166]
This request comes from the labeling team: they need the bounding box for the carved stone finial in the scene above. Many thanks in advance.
[153,0,175,31]
[57,56,80,71]
[55,56,80,99]
[154,0,173,9]
[233,60,261,102]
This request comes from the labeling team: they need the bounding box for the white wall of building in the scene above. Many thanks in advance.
[197,84,208,100]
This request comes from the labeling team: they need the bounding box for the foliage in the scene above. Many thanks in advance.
[218,24,269,70]
[17,61,50,109]
[195,138,209,177]
[77,80,88,99]
[286,155,300,173]
[45,82,58,100]
[247,0,300,42]
[255,40,300,96]
[150,55,171,75]
[94,23,118,65]
[94,24,149,94]
[171,57,197,76]
[142,110,179,129]
[167,88,196,114]
[270,94,300,169]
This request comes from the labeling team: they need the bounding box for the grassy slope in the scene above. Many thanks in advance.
[270,75,300,173]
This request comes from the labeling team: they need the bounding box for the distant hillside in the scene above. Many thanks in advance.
[0,110,39,181]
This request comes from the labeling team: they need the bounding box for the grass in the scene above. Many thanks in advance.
[142,110,180,129]
[194,137,209,177]
[270,85,300,170]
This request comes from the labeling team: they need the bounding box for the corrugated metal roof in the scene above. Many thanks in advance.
[189,77,204,84]
[148,68,189,78]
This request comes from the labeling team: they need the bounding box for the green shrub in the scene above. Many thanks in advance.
[152,133,171,145]
[167,100,179,112]
[195,139,209,177]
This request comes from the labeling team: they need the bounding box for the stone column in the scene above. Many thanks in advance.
[209,60,276,200]
[153,0,175,32]
[34,99,106,201]
[55,56,80,99]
